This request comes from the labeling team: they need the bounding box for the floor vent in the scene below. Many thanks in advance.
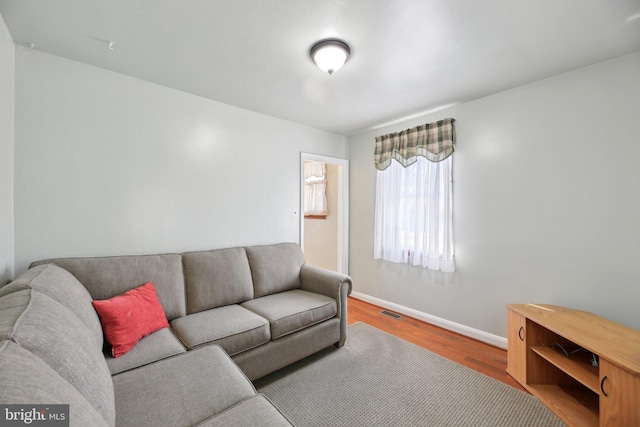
[380,310,403,320]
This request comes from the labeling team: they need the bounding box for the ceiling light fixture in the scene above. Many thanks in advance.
[310,39,351,76]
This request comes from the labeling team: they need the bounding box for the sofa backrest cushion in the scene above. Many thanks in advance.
[31,254,186,320]
[0,264,103,348]
[183,248,254,314]
[0,289,115,427]
[245,243,306,298]
[0,340,110,427]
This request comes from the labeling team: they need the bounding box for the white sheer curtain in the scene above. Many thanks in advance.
[303,161,327,216]
[374,156,454,272]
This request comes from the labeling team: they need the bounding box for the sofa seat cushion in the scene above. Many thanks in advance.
[106,328,186,375]
[241,289,337,339]
[0,340,110,427]
[170,305,270,356]
[113,346,256,427]
[198,395,293,427]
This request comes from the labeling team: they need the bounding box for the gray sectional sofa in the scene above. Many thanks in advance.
[0,242,352,427]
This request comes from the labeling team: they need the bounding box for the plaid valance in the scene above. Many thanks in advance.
[374,118,455,170]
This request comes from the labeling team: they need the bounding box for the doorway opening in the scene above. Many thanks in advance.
[300,153,349,274]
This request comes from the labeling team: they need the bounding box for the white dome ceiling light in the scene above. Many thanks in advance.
[310,39,351,76]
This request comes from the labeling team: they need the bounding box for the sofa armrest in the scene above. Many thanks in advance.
[299,264,352,300]
[299,264,352,347]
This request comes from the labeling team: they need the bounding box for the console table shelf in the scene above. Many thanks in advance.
[530,346,599,393]
[527,384,599,427]
[507,304,640,427]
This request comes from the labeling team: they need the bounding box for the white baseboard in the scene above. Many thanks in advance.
[349,291,508,350]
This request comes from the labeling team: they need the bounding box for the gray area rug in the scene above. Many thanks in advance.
[255,322,565,426]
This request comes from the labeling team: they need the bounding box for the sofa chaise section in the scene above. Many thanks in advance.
[112,345,291,427]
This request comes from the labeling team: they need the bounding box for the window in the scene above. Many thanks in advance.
[303,161,327,218]
[373,119,455,272]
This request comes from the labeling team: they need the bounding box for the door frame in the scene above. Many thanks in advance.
[300,153,349,274]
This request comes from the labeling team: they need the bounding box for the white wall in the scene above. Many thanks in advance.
[14,49,347,273]
[0,14,14,285]
[349,52,640,338]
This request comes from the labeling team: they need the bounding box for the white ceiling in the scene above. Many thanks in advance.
[1,0,639,135]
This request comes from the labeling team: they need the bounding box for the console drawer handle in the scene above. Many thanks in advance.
[600,376,608,397]
[518,326,525,341]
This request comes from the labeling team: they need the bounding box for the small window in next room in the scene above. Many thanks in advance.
[303,161,327,219]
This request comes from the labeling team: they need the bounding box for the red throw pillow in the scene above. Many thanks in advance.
[92,281,169,358]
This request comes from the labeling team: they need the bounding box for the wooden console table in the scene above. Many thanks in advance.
[507,304,640,427]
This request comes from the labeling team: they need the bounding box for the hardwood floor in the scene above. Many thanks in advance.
[346,296,526,392]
